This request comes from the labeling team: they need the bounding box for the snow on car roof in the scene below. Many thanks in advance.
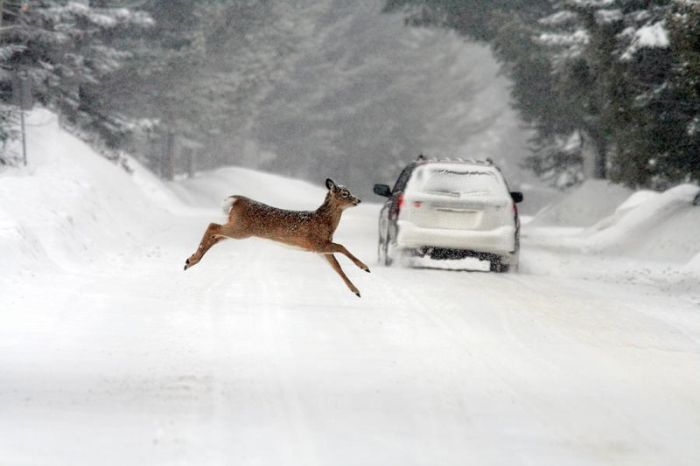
[417,161,501,174]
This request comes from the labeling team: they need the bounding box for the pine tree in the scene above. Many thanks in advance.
[0,0,151,164]
[101,0,327,175]
[386,0,700,188]
[661,0,700,184]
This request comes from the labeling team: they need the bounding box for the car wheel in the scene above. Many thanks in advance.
[377,230,394,267]
[489,257,510,273]
[378,237,389,266]
[384,241,395,267]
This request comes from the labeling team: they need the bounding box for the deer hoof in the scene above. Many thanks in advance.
[355,291,361,298]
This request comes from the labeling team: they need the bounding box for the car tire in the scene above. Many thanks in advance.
[378,238,394,267]
[489,257,510,273]
[384,228,397,267]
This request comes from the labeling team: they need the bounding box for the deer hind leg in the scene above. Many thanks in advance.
[184,223,225,270]
[218,221,251,240]
[323,254,362,298]
[321,242,370,273]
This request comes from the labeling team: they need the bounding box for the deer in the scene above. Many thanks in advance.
[184,178,370,297]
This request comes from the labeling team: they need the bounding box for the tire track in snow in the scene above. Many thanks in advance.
[195,241,323,465]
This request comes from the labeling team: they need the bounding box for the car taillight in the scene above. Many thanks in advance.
[390,194,405,219]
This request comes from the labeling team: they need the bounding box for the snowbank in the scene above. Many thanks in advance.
[0,109,175,274]
[517,184,564,216]
[0,108,348,275]
[528,179,633,227]
[525,180,700,268]
[614,189,659,213]
[585,184,700,261]
[170,166,326,212]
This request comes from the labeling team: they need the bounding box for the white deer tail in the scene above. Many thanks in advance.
[221,196,237,215]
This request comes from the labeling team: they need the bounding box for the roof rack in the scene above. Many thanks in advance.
[415,154,494,166]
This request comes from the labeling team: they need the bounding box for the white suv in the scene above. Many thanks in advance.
[373,158,523,272]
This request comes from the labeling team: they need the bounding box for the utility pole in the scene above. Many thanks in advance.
[12,70,32,166]
[5,1,31,166]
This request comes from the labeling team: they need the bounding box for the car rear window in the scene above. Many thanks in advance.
[406,166,506,198]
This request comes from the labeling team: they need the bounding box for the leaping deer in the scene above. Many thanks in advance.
[184,178,370,297]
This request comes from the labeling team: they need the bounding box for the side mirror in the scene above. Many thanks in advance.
[373,184,392,198]
[510,192,524,203]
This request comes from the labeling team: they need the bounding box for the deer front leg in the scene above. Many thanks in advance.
[184,223,224,270]
[323,254,362,298]
[321,243,370,273]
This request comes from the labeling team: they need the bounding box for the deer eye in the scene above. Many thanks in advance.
[342,191,349,198]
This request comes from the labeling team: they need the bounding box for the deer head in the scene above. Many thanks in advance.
[325,178,361,209]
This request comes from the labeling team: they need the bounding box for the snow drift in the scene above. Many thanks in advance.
[0,108,364,276]
[525,179,700,267]
[528,179,633,227]
[0,109,174,274]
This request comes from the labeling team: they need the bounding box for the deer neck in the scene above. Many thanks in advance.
[316,194,344,232]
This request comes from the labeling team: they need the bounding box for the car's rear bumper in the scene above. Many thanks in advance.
[396,221,516,256]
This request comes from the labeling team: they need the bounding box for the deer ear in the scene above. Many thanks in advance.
[325,178,336,190]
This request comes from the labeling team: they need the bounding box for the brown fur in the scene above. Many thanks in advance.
[184,179,370,297]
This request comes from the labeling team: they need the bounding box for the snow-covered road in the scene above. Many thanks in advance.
[2,112,700,465]
[3,201,700,465]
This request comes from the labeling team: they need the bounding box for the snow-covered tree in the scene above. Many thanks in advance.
[0,0,151,164]
[658,0,700,184]
[100,0,329,175]
[387,0,700,189]
[535,0,673,185]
